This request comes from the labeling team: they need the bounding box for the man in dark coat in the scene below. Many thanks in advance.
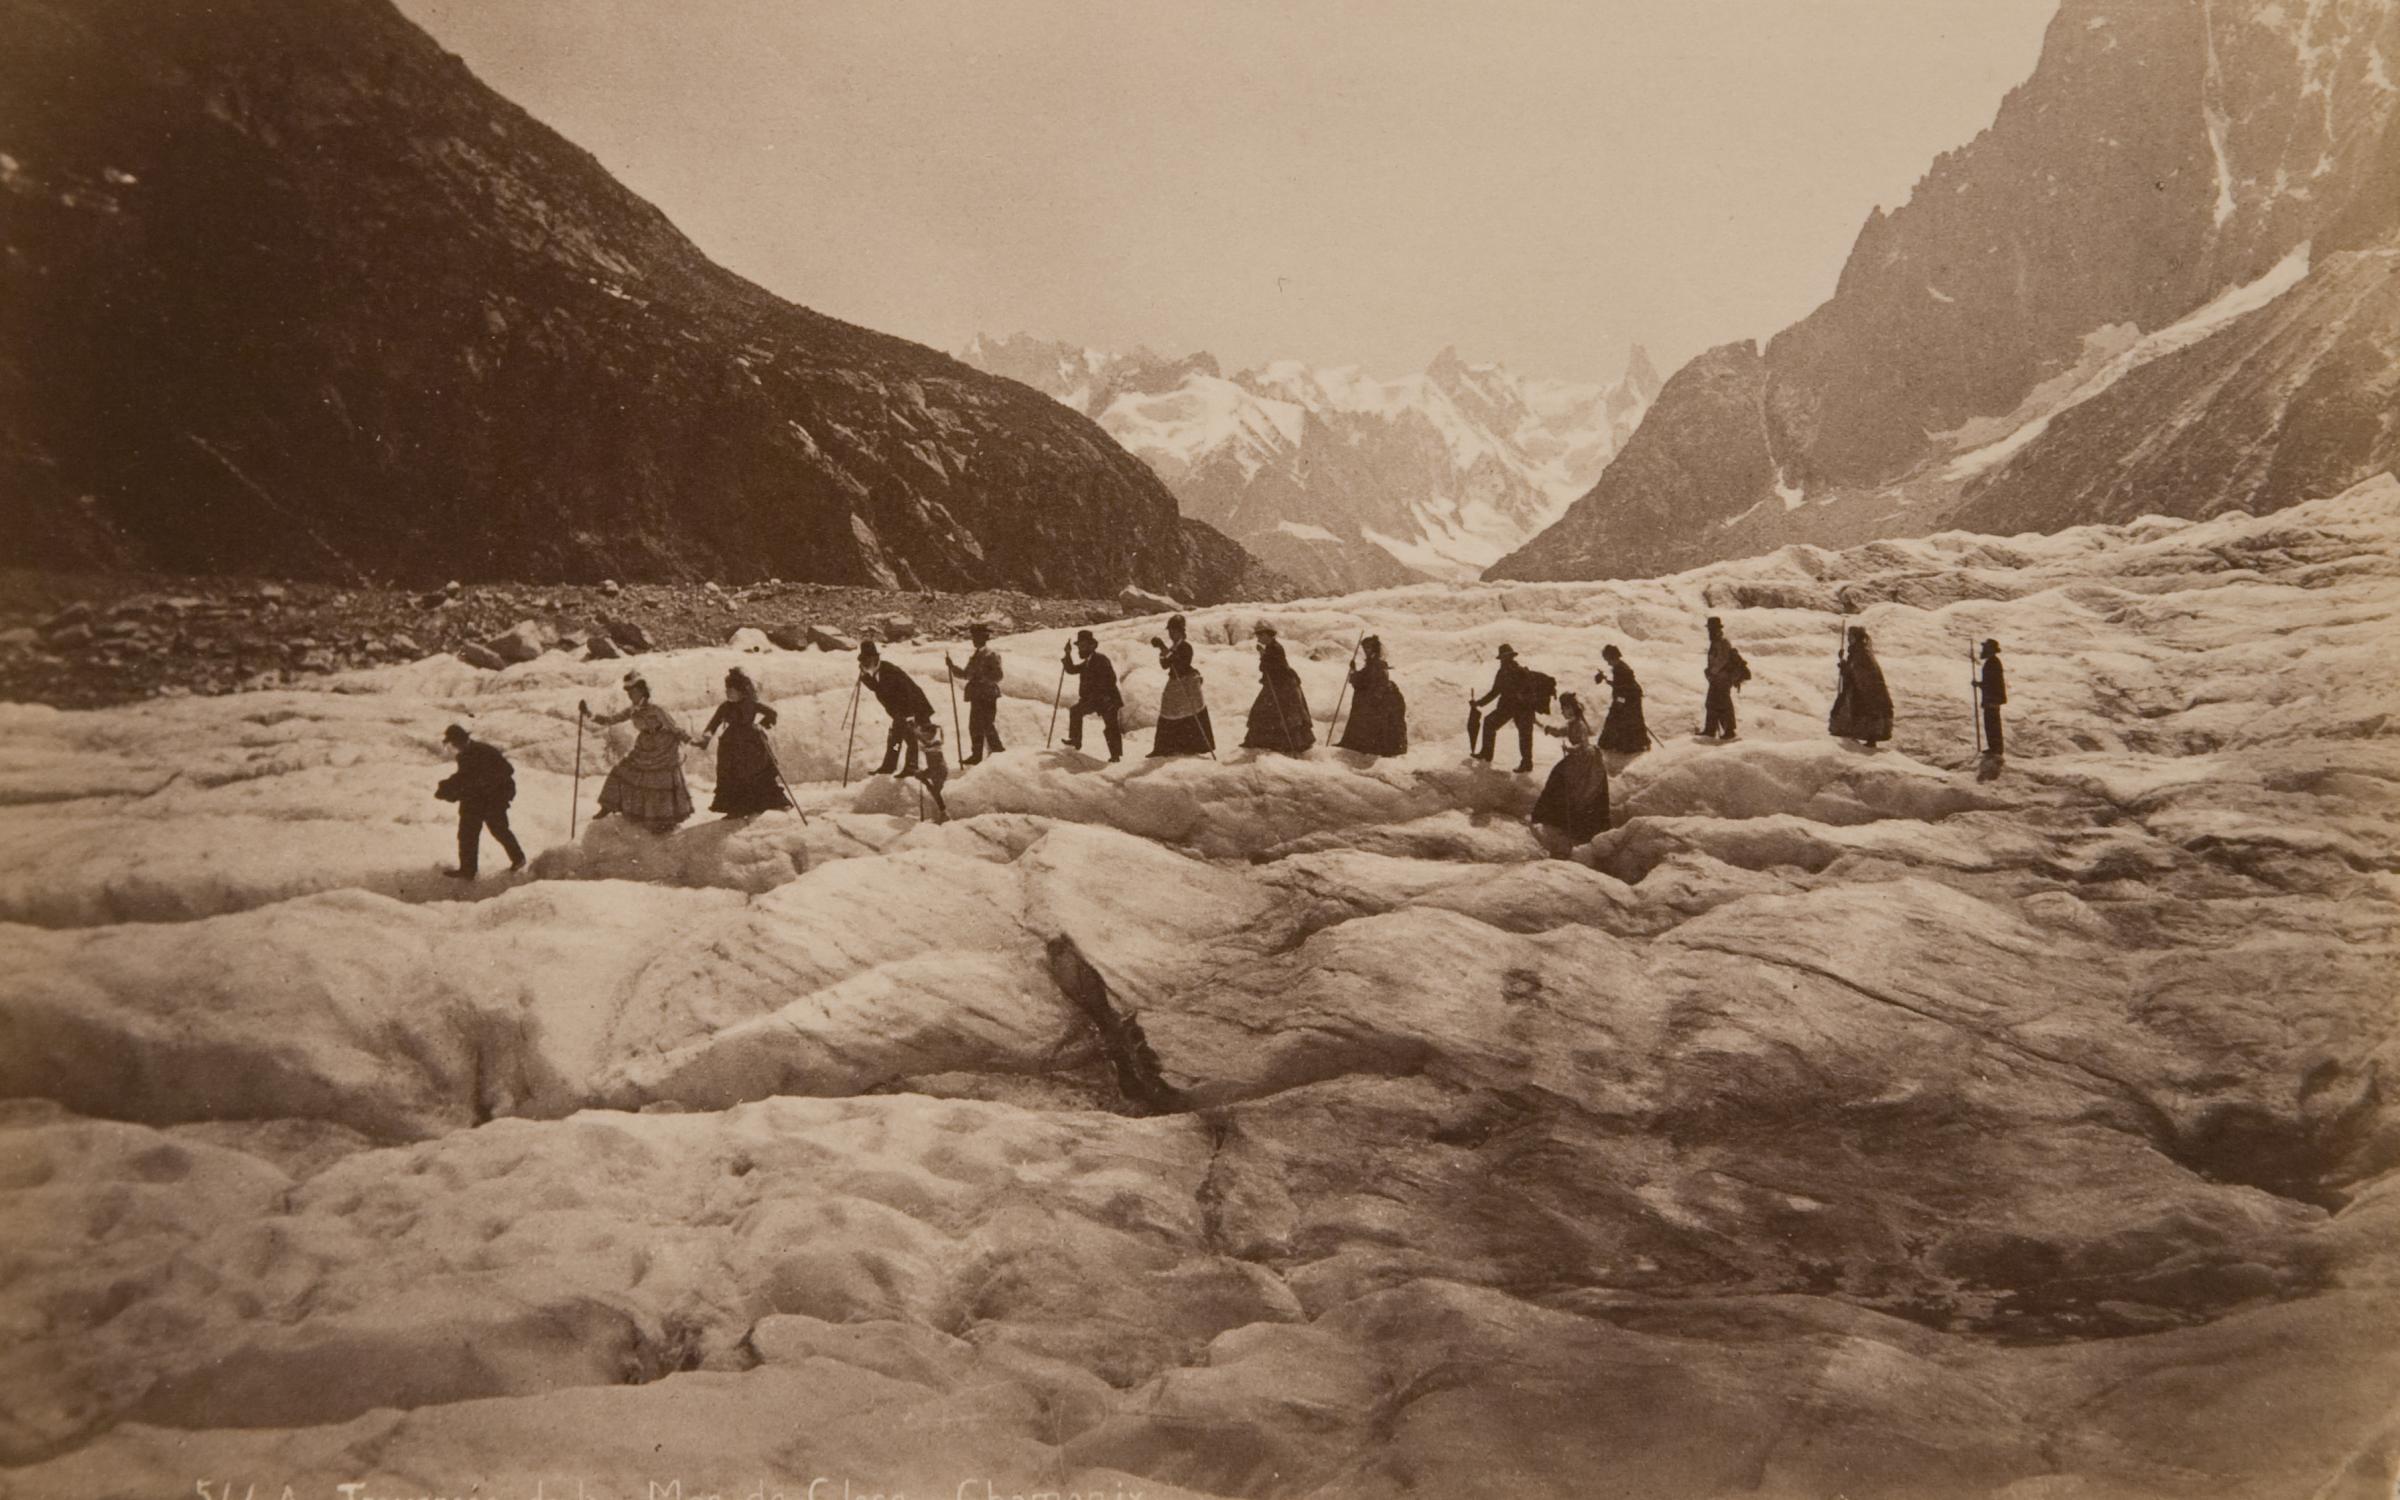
[1703,616,1744,741]
[945,623,1006,765]
[435,724,525,879]
[1977,638,2008,780]
[1473,644,1543,773]
[1061,629,1124,761]
[861,642,935,777]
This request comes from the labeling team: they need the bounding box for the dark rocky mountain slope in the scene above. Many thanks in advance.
[0,0,1283,602]
[1493,0,2400,581]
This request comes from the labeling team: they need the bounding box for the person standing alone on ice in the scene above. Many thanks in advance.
[1595,644,1648,755]
[1978,638,2008,781]
[1061,629,1125,761]
[1702,616,1747,741]
[1827,626,1894,748]
[698,667,791,815]
[944,623,1005,766]
[1474,644,1549,772]
[1241,622,1315,754]
[582,672,698,831]
[1334,634,1408,757]
[435,724,525,879]
[859,641,934,777]
[1148,614,1215,757]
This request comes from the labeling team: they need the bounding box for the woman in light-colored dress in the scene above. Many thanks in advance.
[582,671,698,830]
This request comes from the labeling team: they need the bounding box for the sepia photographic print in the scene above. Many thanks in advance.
[3,1,2398,1496]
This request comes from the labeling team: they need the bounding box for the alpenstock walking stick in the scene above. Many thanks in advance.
[570,707,584,838]
[1325,632,1363,744]
[946,654,963,759]
[1046,657,1067,748]
[840,676,863,788]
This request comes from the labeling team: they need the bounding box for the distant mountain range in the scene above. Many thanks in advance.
[958,335,1660,594]
[0,0,1283,603]
[1492,0,2400,582]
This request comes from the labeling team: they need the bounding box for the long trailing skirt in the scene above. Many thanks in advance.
[710,723,791,814]
[599,727,694,827]
[1242,670,1315,753]
[1335,679,1408,757]
[1151,672,1215,757]
[1531,747,1611,844]
[1598,690,1648,754]
[1829,664,1894,744]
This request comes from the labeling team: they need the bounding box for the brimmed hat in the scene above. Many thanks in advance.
[858,640,880,658]
[1253,622,1277,638]
[1981,638,2001,656]
[441,723,470,746]
[968,621,992,639]
[1074,628,1097,646]
[1496,644,1517,659]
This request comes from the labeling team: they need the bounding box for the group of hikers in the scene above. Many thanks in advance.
[433,613,2013,876]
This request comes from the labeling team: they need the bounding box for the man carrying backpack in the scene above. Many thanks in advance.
[1473,644,1551,773]
[435,723,525,879]
[1703,616,1748,741]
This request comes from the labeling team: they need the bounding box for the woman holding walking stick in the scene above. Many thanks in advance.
[1241,622,1314,754]
[1147,614,1215,757]
[697,667,792,815]
[1333,635,1407,757]
[581,671,698,832]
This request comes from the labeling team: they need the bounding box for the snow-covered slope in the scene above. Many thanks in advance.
[5,476,2398,1494]
[959,335,1660,592]
[1493,0,2400,582]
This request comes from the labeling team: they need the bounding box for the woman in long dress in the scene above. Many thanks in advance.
[1240,622,1315,754]
[1334,634,1408,757]
[699,667,791,815]
[1595,644,1649,755]
[582,671,698,830]
[1148,613,1216,757]
[1828,625,1895,747]
[1530,692,1611,845]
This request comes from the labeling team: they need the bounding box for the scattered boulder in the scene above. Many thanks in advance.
[765,626,808,652]
[413,590,446,610]
[585,635,622,662]
[485,619,551,665]
[41,602,93,635]
[386,634,423,658]
[456,643,506,671]
[0,628,38,652]
[1117,585,1184,617]
[602,617,654,653]
[807,624,857,653]
[728,627,774,653]
[868,612,916,642]
[600,578,622,596]
[443,580,463,598]
[254,583,288,602]
[46,622,93,648]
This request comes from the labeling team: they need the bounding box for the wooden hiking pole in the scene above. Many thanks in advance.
[1324,632,1363,744]
[1046,656,1068,748]
[945,652,963,759]
[570,707,585,838]
[839,675,863,788]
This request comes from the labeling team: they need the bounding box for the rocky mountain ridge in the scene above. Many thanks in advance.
[960,333,1661,593]
[0,0,1284,604]
[1492,0,2400,581]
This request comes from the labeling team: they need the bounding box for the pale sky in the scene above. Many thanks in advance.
[397,0,2059,384]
